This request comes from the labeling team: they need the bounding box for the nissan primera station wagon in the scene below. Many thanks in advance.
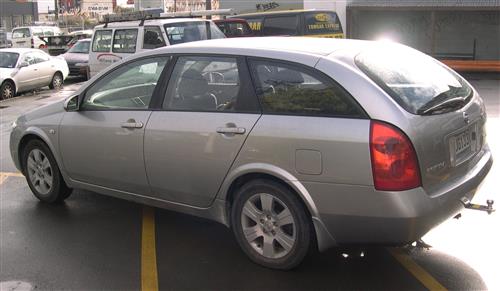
[10,38,492,269]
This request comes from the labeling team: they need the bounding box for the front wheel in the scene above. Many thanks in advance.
[23,140,72,203]
[0,81,15,100]
[49,72,63,90]
[231,179,312,270]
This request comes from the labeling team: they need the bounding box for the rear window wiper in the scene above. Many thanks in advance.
[417,96,467,115]
[416,85,467,115]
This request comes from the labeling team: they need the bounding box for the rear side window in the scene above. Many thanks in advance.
[113,29,138,53]
[249,59,365,118]
[143,26,165,49]
[164,21,225,45]
[33,51,49,63]
[92,30,112,52]
[263,16,299,36]
[355,46,472,115]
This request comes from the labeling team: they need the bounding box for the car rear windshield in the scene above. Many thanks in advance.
[12,28,30,38]
[0,52,19,68]
[164,21,225,45]
[355,46,472,115]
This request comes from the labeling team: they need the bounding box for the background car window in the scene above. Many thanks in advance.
[143,26,166,49]
[33,51,49,63]
[164,56,246,112]
[113,29,138,53]
[92,30,112,52]
[81,57,168,110]
[43,29,54,36]
[263,16,299,36]
[164,21,225,45]
[22,53,36,65]
[32,28,43,37]
[250,60,365,117]
[12,28,30,38]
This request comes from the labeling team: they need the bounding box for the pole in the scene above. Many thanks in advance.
[205,0,211,19]
[54,0,59,21]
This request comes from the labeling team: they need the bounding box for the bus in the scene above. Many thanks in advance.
[233,10,344,38]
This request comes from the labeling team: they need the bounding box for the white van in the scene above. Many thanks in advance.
[89,13,226,77]
[11,26,62,49]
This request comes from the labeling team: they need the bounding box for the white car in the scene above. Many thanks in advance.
[0,48,69,100]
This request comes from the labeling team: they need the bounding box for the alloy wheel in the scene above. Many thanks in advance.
[240,193,296,259]
[27,149,53,195]
[1,83,13,99]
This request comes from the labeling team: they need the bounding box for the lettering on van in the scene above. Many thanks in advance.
[308,23,340,31]
[248,21,262,31]
[256,2,279,11]
[97,53,122,64]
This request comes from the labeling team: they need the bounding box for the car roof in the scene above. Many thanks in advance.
[155,37,370,57]
[95,17,209,29]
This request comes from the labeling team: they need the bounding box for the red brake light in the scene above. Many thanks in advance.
[370,121,421,191]
[31,38,34,48]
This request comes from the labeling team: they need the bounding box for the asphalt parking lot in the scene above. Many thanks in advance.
[1,75,499,290]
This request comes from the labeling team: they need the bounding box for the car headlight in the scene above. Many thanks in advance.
[75,62,88,67]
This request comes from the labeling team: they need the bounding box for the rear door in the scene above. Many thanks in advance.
[144,55,261,207]
[89,29,115,77]
[32,51,53,85]
[16,52,39,90]
[12,28,31,48]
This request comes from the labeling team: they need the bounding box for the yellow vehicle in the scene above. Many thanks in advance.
[233,10,344,38]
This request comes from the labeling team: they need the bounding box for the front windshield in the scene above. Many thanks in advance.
[355,45,472,115]
[12,28,30,38]
[68,40,90,53]
[164,21,225,45]
[0,52,19,68]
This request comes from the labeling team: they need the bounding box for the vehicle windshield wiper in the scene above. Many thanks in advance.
[416,85,466,115]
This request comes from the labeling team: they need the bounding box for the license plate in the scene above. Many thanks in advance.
[454,129,471,155]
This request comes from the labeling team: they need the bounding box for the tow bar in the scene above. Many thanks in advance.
[460,197,495,215]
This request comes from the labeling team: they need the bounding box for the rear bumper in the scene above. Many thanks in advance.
[305,146,493,247]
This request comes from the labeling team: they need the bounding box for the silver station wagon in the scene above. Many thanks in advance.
[10,37,493,269]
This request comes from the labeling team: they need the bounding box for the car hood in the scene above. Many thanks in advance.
[62,52,88,64]
[18,99,66,125]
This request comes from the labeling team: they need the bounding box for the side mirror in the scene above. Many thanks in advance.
[64,95,79,111]
[18,62,29,68]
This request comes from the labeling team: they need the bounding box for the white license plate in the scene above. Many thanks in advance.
[454,129,472,156]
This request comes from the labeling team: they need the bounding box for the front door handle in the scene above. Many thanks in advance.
[121,121,144,129]
[216,127,246,135]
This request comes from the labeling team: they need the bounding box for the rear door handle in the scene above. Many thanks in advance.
[216,127,246,134]
[121,121,144,129]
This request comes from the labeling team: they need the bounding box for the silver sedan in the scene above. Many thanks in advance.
[10,37,492,269]
[0,48,69,100]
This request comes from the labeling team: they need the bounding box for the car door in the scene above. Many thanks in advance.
[32,51,53,85]
[59,56,170,195]
[15,52,39,91]
[144,55,261,207]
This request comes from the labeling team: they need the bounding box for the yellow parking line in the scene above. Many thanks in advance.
[389,248,447,291]
[141,206,159,291]
[0,174,7,185]
[0,172,24,185]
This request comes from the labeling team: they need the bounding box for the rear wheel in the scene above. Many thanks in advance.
[231,179,312,270]
[49,72,63,90]
[22,140,72,203]
[0,81,15,100]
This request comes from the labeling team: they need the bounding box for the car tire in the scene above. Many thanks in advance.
[0,81,15,100]
[231,179,312,270]
[22,139,72,203]
[49,72,63,90]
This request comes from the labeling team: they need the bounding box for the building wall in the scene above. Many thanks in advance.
[0,0,39,31]
[348,8,500,60]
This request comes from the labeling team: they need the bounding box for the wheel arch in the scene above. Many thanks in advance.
[219,163,336,251]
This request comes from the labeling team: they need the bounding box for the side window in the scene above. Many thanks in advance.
[249,60,365,118]
[263,16,299,36]
[81,57,168,110]
[92,30,112,52]
[33,51,50,63]
[113,29,138,53]
[22,53,36,65]
[164,56,255,112]
[143,26,166,49]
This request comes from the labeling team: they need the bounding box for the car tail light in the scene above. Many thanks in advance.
[40,44,47,49]
[370,120,421,191]
[31,38,34,48]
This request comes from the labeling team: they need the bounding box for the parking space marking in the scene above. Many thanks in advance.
[0,172,24,185]
[389,248,447,291]
[141,206,159,291]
